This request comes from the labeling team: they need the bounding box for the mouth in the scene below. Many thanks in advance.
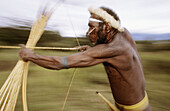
[92,42,96,45]
[89,38,96,45]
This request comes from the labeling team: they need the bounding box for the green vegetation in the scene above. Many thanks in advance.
[0,27,170,111]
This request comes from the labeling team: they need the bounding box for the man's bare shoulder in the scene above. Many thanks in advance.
[83,43,122,59]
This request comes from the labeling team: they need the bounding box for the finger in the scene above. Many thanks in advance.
[74,46,81,48]
[18,44,26,48]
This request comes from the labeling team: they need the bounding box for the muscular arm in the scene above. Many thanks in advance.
[67,44,122,68]
[19,44,122,70]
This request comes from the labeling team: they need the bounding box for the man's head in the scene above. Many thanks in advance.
[87,7,124,45]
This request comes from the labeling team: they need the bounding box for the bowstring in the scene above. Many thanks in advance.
[64,5,80,46]
[61,4,81,111]
[38,1,78,110]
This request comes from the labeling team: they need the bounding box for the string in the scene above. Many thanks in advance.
[61,68,77,111]
[61,4,81,111]
[64,5,80,46]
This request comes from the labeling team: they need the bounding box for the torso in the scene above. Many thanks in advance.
[103,29,146,105]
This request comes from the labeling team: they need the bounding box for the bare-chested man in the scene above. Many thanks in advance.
[19,7,152,111]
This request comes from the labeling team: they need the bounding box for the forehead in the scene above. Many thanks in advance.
[88,21,100,27]
[88,14,103,27]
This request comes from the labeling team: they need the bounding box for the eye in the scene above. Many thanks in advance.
[88,23,93,27]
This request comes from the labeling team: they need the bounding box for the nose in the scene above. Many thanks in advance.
[86,27,96,37]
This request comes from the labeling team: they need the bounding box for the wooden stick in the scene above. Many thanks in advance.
[0,46,79,51]
[0,61,21,107]
[96,92,120,111]
[0,5,54,111]
[22,62,29,111]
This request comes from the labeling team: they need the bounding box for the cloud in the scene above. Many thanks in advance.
[0,0,170,37]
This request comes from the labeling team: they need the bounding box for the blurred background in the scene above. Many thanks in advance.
[0,0,170,111]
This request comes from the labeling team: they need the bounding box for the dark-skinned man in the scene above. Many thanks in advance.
[19,6,152,111]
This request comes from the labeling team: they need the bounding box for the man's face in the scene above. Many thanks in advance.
[86,15,102,45]
[86,20,100,45]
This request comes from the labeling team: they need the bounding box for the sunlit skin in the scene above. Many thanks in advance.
[19,14,152,111]
[87,21,99,44]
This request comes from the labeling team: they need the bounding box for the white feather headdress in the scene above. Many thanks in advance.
[88,7,124,32]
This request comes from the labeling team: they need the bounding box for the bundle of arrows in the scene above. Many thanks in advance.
[0,6,53,111]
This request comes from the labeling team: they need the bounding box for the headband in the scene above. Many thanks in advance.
[88,7,124,32]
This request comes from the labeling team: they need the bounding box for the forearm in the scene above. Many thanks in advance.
[26,52,104,69]
[19,44,115,69]
[27,53,64,70]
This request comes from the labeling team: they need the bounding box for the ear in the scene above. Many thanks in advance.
[103,23,112,34]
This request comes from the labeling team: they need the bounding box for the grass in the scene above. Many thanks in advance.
[0,41,170,111]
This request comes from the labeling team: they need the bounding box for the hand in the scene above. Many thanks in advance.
[19,44,35,62]
[75,45,91,52]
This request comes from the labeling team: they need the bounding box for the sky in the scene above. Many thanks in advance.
[0,0,170,37]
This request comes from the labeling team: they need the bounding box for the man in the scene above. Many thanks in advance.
[19,7,152,111]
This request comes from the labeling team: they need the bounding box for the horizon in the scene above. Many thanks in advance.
[0,0,170,37]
